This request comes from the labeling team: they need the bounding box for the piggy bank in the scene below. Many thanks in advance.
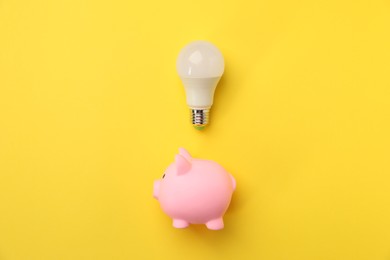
[153,148,236,230]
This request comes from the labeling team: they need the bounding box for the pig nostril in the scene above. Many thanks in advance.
[162,174,166,179]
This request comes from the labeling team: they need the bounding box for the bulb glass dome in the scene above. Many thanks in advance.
[177,41,224,78]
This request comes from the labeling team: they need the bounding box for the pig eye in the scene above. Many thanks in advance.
[162,173,166,179]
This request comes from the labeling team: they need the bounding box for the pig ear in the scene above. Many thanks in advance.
[179,148,192,161]
[175,154,191,175]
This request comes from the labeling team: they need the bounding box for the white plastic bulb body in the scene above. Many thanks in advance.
[176,41,224,129]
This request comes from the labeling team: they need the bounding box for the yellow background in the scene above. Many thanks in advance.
[1,0,390,259]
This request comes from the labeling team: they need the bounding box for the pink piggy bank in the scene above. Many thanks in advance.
[153,148,236,230]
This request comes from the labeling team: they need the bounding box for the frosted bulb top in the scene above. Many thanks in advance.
[177,41,224,78]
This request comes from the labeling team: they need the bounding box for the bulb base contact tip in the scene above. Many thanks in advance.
[190,109,210,130]
[193,125,206,131]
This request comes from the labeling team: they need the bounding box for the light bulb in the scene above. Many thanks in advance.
[176,41,225,130]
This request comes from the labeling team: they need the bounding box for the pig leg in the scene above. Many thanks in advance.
[206,218,224,230]
[230,174,236,191]
[173,219,189,228]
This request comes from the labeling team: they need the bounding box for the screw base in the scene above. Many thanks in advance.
[190,109,210,129]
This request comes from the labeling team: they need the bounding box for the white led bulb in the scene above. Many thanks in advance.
[176,41,225,130]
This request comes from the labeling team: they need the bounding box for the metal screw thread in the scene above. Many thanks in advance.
[190,109,210,126]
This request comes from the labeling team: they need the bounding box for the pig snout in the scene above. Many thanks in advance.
[153,180,161,199]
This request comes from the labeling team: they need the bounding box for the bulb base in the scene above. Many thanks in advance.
[190,109,210,129]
